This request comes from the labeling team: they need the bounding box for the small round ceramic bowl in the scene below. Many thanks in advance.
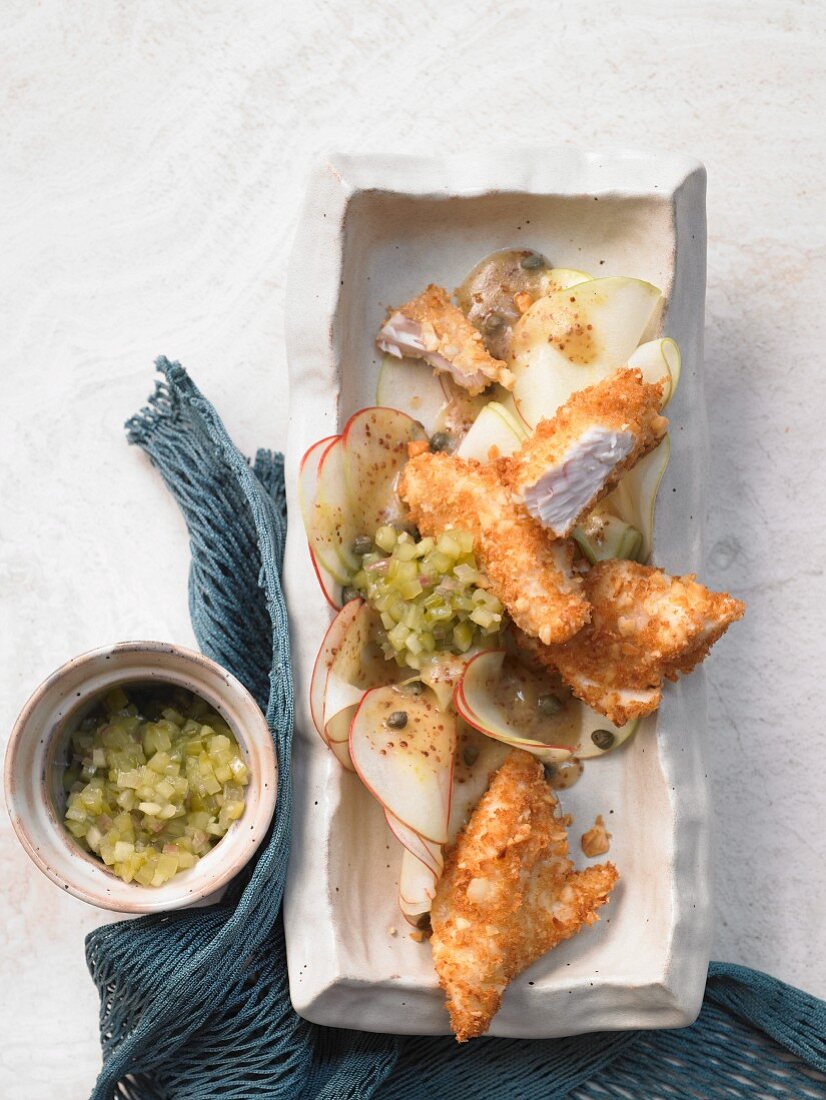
[4,641,277,913]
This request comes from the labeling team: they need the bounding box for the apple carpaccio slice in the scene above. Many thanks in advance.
[323,602,399,745]
[398,848,438,925]
[454,650,573,766]
[573,505,643,565]
[376,354,446,435]
[628,337,681,406]
[456,649,639,761]
[349,684,454,844]
[449,723,509,842]
[510,276,662,427]
[315,437,361,574]
[385,810,443,877]
[456,401,528,462]
[309,597,364,740]
[538,267,593,294]
[341,407,427,534]
[299,435,345,608]
[605,435,671,562]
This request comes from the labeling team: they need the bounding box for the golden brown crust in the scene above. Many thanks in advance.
[385,285,513,394]
[398,451,590,645]
[431,750,617,1041]
[518,560,746,725]
[499,369,668,536]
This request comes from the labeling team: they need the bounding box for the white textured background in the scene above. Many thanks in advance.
[1,1,824,1096]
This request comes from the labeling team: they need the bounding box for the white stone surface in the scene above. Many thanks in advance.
[1,1,823,1096]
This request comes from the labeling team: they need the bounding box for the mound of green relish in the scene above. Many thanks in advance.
[350,526,504,671]
[62,686,249,887]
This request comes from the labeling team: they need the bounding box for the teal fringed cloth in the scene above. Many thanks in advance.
[84,358,826,1099]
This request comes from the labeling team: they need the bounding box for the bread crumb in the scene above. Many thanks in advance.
[409,929,426,943]
[388,926,398,937]
[581,814,611,857]
[408,439,430,458]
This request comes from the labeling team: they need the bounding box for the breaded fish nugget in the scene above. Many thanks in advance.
[399,451,589,645]
[431,750,617,1041]
[377,284,514,395]
[501,368,668,538]
[518,559,745,726]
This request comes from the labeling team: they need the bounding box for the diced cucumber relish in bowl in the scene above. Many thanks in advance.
[5,640,276,912]
[62,685,250,887]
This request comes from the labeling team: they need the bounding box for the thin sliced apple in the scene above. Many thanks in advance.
[341,407,426,534]
[315,437,361,575]
[299,436,345,607]
[309,597,364,740]
[323,602,398,745]
[605,435,671,562]
[456,401,528,462]
[386,810,443,877]
[398,849,438,925]
[456,649,638,761]
[449,723,509,841]
[328,737,356,772]
[454,650,573,765]
[538,267,593,294]
[349,684,454,844]
[628,337,681,406]
[376,354,446,435]
[510,276,662,427]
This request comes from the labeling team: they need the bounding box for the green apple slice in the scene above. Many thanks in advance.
[349,684,454,844]
[341,406,426,534]
[456,400,528,462]
[628,337,681,406]
[375,354,447,435]
[573,505,643,564]
[605,434,671,562]
[398,848,438,924]
[538,267,593,294]
[455,648,638,761]
[510,276,663,427]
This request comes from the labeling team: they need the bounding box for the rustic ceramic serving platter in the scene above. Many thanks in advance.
[283,147,709,1037]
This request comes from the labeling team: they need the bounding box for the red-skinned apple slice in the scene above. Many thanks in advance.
[341,407,426,534]
[323,603,399,745]
[309,597,364,740]
[299,436,345,607]
[349,684,454,844]
[385,810,443,877]
[454,650,573,765]
[314,437,361,575]
[398,848,438,925]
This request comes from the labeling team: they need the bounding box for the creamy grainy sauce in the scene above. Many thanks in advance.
[486,656,580,749]
[455,248,553,360]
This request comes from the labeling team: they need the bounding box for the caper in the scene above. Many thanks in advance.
[351,535,374,557]
[537,693,563,717]
[387,710,408,729]
[520,252,547,270]
[342,585,360,604]
[429,431,452,453]
[403,680,425,696]
[543,763,557,782]
[462,744,479,766]
[591,728,615,751]
[484,311,506,331]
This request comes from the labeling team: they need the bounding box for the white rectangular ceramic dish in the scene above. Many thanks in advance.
[283,147,709,1038]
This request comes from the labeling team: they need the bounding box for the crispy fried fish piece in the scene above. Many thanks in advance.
[431,750,618,1042]
[518,559,745,725]
[377,284,514,395]
[398,451,590,645]
[501,369,668,538]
